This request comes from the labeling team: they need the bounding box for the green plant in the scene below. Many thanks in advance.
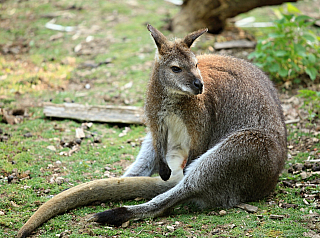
[248,4,320,84]
[298,89,320,121]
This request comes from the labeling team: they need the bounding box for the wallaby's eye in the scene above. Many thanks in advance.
[171,66,182,73]
[196,63,198,68]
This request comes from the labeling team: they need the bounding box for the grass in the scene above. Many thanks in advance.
[1,0,320,237]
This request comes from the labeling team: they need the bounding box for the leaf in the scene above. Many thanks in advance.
[294,43,306,56]
[269,63,280,73]
[273,9,283,19]
[305,67,318,80]
[266,56,273,63]
[268,33,285,38]
[275,51,287,57]
[261,42,272,50]
[298,89,316,97]
[276,17,286,25]
[302,33,317,43]
[255,52,265,59]
[248,52,257,60]
[286,3,301,14]
[282,14,294,22]
[295,15,313,24]
[254,62,264,68]
[279,68,288,77]
[293,78,301,84]
[307,53,316,64]
[290,62,300,72]
[302,58,309,65]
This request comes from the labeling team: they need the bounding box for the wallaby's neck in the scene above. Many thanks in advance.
[146,62,198,114]
[145,58,212,158]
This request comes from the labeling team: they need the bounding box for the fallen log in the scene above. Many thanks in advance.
[171,0,297,33]
[43,102,144,124]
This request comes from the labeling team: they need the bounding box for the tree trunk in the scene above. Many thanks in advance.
[171,0,298,34]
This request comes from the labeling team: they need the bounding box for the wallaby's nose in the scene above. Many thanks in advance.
[193,78,203,94]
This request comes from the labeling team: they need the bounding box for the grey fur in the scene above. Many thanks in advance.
[17,25,287,236]
[105,24,287,223]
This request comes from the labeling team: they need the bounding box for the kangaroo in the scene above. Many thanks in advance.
[17,24,287,238]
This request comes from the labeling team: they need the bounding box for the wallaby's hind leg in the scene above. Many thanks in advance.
[90,178,191,226]
[183,129,285,208]
[90,129,285,225]
[123,132,158,177]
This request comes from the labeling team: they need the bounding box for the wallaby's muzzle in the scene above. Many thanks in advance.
[193,78,203,95]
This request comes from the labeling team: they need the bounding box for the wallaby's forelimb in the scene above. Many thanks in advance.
[156,125,172,181]
[123,132,158,177]
[17,176,178,238]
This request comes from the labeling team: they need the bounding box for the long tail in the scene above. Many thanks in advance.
[17,176,178,238]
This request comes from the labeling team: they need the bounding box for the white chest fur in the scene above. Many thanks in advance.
[165,115,191,176]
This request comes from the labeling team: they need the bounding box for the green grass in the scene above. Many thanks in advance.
[1,0,320,237]
[1,119,319,236]
[0,114,147,237]
[0,0,177,107]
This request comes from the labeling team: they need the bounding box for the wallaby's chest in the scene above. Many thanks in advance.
[165,115,190,149]
[165,114,191,174]
[146,92,206,173]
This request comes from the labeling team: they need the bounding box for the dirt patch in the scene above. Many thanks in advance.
[0,40,30,55]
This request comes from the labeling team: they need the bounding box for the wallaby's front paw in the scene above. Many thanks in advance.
[159,161,171,181]
[87,207,133,226]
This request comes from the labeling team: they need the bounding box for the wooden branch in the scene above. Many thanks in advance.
[43,102,144,124]
[306,159,320,163]
[285,119,300,125]
[214,40,256,50]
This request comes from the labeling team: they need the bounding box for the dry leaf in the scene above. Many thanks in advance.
[167,225,175,232]
[219,210,227,216]
[119,127,131,137]
[75,128,85,139]
[47,145,56,151]
[74,43,82,53]
[10,201,20,208]
[121,221,130,228]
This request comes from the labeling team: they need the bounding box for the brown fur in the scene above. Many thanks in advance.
[17,177,178,238]
[17,25,287,237]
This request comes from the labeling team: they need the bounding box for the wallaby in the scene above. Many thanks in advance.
[17,24,287,238]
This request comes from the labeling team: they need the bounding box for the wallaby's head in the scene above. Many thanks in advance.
[147,24,207,96]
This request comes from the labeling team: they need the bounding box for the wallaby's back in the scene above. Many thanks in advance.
[187,54,287,202]
[197,54,286,151]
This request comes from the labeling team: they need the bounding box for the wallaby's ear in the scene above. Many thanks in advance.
[183,28,208,48]
[147,24,169,55]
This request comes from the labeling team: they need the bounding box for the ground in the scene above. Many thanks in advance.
[0,0,320,237]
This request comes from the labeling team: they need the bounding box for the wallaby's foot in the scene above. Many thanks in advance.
[88,207,133,226]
